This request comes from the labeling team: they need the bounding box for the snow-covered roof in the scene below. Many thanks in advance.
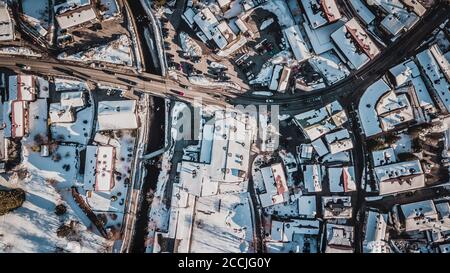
[49,103,75,123]
[311,137,329,157]
[308,51,350,85]
[97,100,138,131]
[11,100,26,138]
[270,65,283,91]
[9,75,36,102]
[389,60,421,87]
[370,0,419,36]
[400,200,440,232]
[294,101,347,141]
[322,196,352,219]
[328,166,356,193]
[377,91,414,132]
[283,25,312,63]
[277,66,291,93]
[259,163,288,208]
[297,195,317,218]
[193,8,219,40]
[0,2,14,41]
[371,147,396,167]
[358,79,391,137]
[402,0,426,16]
[324,128,353,154]
[303,19,345,55]
[55,0,97,29]
[331,18,380,69]
[301,0,341,29]
[271,219,320,242]
[182,8,196,27]
[363,210,388,253]
[374,160,424,195]
[60,91,85,108]
[429,44,450,83]
[83,145,115,192]
[303,164,322,192]
[299,143,313,159]
[325,223,354,253]
[416,47,450,113]
[348,0,375,26]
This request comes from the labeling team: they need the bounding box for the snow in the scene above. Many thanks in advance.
[51,105,94,145]
[0,47,42,57]
[189,75,242,91]
[55,78,88,92]
[22,0,50,36]
[179,31,202,57]
[260,0,295,28]
[260,18,275,31]
[99,0,120,20]
[58,35,134,66]
[309,51,350,85]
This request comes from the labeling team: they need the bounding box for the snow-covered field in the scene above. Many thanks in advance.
[58,35,134,66]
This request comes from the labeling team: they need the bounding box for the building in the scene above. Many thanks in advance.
[303,164,323,192]
[54,0,98,29]
[267,219,320,253]
[8,75,37,102]
[416,46,450,113]
[322,196,352,219]
[328,166,356,193]
[60,91,85,108]
[300,0,342,29]
[259,163,289,208]
[324,128,353,154]
[324,223,354,253]
[400,199,450,233]
[363,210,389,253]
[49,103,75,123]
[331,18,380,70]
[97,100,138,131]
[294,101,348,141]
[374,160,424,195]
[0,1,14,41]
[348,0,375,26]
[83,145,116,192]
[283,25,312,63]
[297,195,317,218]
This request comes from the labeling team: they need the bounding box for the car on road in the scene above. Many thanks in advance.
[179,84,189,89]
[17,63,31,70]
[91,62,106,69]
[265,99,274,103]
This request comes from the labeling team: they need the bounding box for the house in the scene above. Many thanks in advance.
[83,145,116,192]
[324,223,354,253]
[297,195,317,218]
[259,163,289,208]
[49,103,75,123]
[322,196,352,219]
[97,100,138,131]
[324,129,353,154]
[331,18,380,70]
[400,199,450,233]
[60,91,85,108]
[348,0,375,26]
[54,0,98,29]
[283,25,312,63]
[328,166,356,193]
[303,164,323,192]
[300,0,342,29]
[363,210,389,253]
[0,1,14,41]
[374,160,425,195]
[8,75,37,102]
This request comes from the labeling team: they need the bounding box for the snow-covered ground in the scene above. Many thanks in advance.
[179,32,202,57]
[51,105,94,145]
[99,0,120,20]
[0,97,109,252]
[58,35,134,66]
[0,47,42,57]
[189,75,242,91]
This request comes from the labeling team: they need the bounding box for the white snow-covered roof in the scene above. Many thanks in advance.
[299,143,313,159]
[193,7,219,40]
[358,79,391,137]
[325,223,354,253]
[9,75,36,102]
[11,100,26,138]
[374,160,425,195]
[322,196,353,219]
[377,91,414,132]
[370,0,419,36]
[301,0,341,29]
[49,103,75,123]
[331,18,380,70]
[328,166,356,192]
[83,145,115,192]
[182,8,196,27]
[55,0,97,29]
[303,19,345,55]
[270,64,283,91]
[324,128,353,154]
[416,47,450,113]
[97,100,138,131]
[363,210,388,253]
[303,164,322,192]
[348,0,375,26]
[400,200,440,232]
[283,25,312,63]
[371,147,396,167]
[297,195,317,218]
[402,0,426,16]
[389,60,421,87]
[0,2,14,41]
[277,66,291,93]
[429,44,450,83]
[311,137,329,157]
[259,163,288,208]
[60,91,85,108]
[271,219,320,242]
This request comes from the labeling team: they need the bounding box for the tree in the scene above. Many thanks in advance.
[397,152,419,161]
[0,188,25,216]
[384,133,401,145]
